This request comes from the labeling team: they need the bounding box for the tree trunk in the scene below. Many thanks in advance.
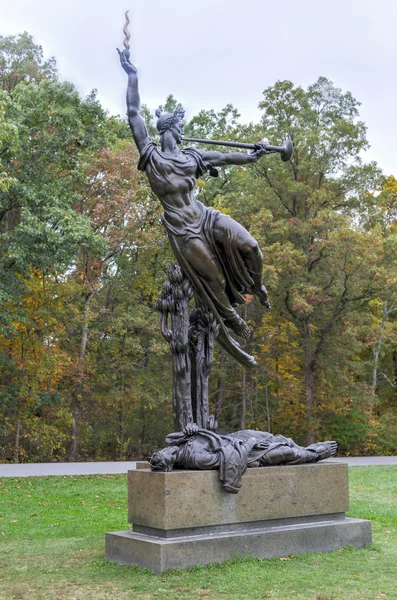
[119,334,126,460]
[265,381,271,432]
[67,291,93,461]
[240,368,247,430]
[304,321,316,445]
[370,303,385,407]
[215,350,226,421]
[68,410,78,462]
[13,419,21,463]
[138,349,150,449]
[370,301,393,411]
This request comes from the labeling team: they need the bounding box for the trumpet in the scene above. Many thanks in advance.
[181,136,293,162]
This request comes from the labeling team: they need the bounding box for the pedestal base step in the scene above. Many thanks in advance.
[106,516,372,573]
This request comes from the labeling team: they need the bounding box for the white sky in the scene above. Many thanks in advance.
[1,0,396,176]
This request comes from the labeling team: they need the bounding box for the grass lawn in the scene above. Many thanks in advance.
[0,467,396,600]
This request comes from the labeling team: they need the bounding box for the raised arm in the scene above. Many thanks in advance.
[198,145,269,168]
[117,49,150,154]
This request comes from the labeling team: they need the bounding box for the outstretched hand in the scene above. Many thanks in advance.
[117,48,137,75]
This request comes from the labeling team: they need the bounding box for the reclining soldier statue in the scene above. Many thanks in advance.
[149,424,338,493]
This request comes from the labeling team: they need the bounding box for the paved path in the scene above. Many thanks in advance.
[324,456,397,466]
[0,461,137,478]
[1,457,397,477]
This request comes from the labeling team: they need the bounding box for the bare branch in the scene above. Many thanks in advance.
[378,372,397,388]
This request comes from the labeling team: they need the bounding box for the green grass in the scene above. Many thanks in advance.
[0,467,396,600]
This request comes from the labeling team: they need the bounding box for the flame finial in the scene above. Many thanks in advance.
[123,11,131,50]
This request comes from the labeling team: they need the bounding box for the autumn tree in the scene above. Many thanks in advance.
[0,36,114,460]
[0,32,56,92]
[208,78,388,444]
[63,140,156,460]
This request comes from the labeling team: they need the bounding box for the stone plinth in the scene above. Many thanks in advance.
[135,461,150,470]
[128,462,349,531]
[106,463,372,572]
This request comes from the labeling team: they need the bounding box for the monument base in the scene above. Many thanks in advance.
[106,463,372,573]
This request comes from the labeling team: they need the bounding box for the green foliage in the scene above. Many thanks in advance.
[0,32,57,92]
[0,90,18,192]
[3,80,110,268]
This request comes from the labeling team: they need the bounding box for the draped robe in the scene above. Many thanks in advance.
[165,429,323,493]
[138,140,257,368]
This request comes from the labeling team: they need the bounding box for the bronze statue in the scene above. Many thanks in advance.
[117,19,338,489]
[149,424,338,493]
[118,47,274,369]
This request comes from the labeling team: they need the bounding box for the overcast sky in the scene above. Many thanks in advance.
[1,0,396,175]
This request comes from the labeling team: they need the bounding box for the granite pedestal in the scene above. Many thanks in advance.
[105,462,372,572]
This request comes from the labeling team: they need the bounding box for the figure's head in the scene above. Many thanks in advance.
[148,446,178,471]
[155,108,185,144]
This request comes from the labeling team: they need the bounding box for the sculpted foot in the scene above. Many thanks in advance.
[307,440,338,460]
[227,315,253,340]
[256,284,271,309]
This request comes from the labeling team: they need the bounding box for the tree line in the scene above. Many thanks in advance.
[1,33,397,462]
